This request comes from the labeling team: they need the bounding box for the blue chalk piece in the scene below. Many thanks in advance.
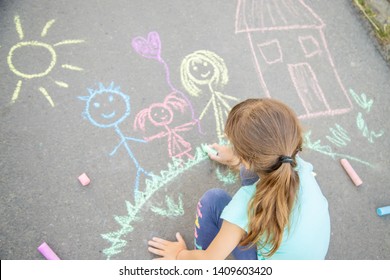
[376,206,390,216]
[201,144,218,156]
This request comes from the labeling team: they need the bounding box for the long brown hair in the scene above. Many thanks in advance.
[224,98,303,257]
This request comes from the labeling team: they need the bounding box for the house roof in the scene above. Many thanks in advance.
[235,0,324,33]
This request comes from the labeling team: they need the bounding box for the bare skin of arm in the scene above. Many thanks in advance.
[148,220,245,260]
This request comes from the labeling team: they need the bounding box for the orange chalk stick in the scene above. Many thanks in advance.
[340,159,363,186]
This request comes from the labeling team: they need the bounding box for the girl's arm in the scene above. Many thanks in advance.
[148,220,245,260]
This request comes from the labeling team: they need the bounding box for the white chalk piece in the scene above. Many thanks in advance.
[78,173,91,186]
[37,242,61,260]
[377,206,390,216]
[201,143,218,156]
[340,159,363,186]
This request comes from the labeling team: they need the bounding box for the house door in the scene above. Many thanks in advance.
[288,63,330,117]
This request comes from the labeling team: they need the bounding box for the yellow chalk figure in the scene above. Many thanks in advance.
[6,16,84,107]
[181,50,239,142]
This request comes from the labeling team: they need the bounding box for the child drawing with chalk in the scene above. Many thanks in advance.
[180,50,239,142]
[134,92,196,160]
[147,98,331,260]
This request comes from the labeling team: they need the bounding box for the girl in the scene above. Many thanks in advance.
[148,98,331,260]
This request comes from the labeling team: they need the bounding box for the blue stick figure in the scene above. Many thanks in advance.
[79,82,152,197]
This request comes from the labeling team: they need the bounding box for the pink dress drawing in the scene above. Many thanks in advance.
[134,92,195,160]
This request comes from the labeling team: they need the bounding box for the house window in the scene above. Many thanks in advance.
[257,39,283,65]
[299,36,321,58]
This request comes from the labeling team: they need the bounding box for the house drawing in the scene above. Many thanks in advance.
[235,0,353,119]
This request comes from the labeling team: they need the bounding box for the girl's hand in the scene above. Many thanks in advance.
[148,232,187,260]
[208,143,240,168]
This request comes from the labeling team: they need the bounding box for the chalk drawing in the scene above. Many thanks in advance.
[349,89,384,143]
[257,39,283,64]
[6,16,85,106]
[134,92,196,160]
[151,194,184,217]
[326,124,351,147]
[101,147,208,259]
[299,36,322,58]
[349,89,373,113]
[235,0,353,119]
[181,50,239,141]
[356,112,384,143]
[304,130,373,167]
[79,82,152,196]
[131,31,201,131]
[215,167,238,185]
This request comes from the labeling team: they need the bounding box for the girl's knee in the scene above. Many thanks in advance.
[199,188,231,206]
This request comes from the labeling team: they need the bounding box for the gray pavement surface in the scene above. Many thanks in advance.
[0,0,389,260]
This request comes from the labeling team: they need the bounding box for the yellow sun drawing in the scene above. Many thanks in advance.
[6,15,85,107]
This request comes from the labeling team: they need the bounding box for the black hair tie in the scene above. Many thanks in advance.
[267,156,294,172]
[280,156,294,164]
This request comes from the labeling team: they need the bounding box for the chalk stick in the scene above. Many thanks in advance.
[201,144,218,156]
[377,206,390,216]
[340,159,363,186]
[37,242,60,260]
[78,172,90,186]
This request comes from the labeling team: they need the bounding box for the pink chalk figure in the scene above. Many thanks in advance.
[134,92,196,160]
[235,0,353,119]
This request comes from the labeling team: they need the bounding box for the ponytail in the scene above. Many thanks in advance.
[240,157,300,257]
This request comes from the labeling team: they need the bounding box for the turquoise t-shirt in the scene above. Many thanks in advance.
[220,156,330,260]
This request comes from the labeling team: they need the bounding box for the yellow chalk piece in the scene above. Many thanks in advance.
[61,64,83,71]
[11,80,22,103]
[14,16,24,40]
[41,19,56,37]
[54,39,85,47]
[38,87,55,107]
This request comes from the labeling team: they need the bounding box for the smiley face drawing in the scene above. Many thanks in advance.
[79,82,152,197]
[148,104,173,127]
[188,59,215,85]
[80,83,131,128]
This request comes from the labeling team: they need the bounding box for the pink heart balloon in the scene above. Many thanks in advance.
[131,31,161,60]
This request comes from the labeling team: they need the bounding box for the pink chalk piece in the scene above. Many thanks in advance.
[78,173,91,186]
[37,242,60,260]
[340,159,363,186]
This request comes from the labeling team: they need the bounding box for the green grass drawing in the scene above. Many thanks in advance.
[101,146,208,259]
[304,130,373,168]
[151,194,184,217]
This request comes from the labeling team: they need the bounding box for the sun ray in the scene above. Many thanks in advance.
[11,80,23,103]
[54,81,69,88]
[38,87,55,107]
[53,40,85,47]
[14,16,24,40]
[62,64,84,71]
[41,19,56,37]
